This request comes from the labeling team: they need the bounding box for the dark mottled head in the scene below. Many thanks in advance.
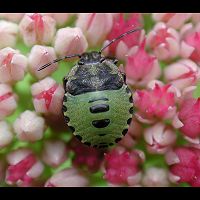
[78,51,104,65]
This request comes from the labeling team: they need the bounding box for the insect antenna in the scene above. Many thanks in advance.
[38,54,81,71]
[99,27,142,53]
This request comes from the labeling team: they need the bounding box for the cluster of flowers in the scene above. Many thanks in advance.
[0,13,200,187]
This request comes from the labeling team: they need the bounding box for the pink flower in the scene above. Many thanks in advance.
[125,39,161,87]
[0,47,28,84]
[0,13,24,23]
[0,121,13,149]
[144,122,176,154]
[6,148,44,187]
[142,167,169,187]
[43,13,72,27]
[104,13,144,60]
[42,140,68,168]
[31,77,65,116]
[13,110,46,142]
[76,13,113,47]
[0,20,18,49]
[69,138,104,172]
[54,27,88,57]
[173,98,200,144]
[103,147,144,186]
[152,13,192,29]
[119,119,142,149]
[19,13,56,46]
[180,31,200,64]
[28,45,58,79]
[0,83,18,120]
[191,14,200,24]
[45,168,89,187]
[166,147,200,187]
[146,22,180,61]
[164,59,200,91]
[134,83,177,124]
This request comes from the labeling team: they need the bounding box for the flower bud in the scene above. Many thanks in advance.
[0,121,13,149]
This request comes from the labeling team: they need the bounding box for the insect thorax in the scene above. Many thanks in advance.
[65,59,124,96]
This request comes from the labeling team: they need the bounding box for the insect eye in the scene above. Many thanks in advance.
[78,60,84,65]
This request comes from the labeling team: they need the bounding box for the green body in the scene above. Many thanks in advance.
[63,84,133,147]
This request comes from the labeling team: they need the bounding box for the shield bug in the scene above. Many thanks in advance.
[38,28,141,148]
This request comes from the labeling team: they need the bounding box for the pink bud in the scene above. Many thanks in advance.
[144,122,176,154]
[31,77,65,115]
[0,121,13,149]
[0,13,24,23]
[152,13,192,29]
[13,110,46,142]
[54,27,88,57]
[76,13,113,47]
[0,47,28,84]
[43,13,72,27]
[119,118,142,149]
[180,31,200,64]
[134,83,177,124]
[146,22,180,61]
[45,168,89,187]
[164,59,200,91]
[28,45,58,79]
[125,39,161,87]
[105,13,144,60]
[69,138,104,172]
[19,13,56,46]
[0,20,18,49]
[166,147,200,187]
[142,167,170,186]
[6,148,44,187]
[0,83,18,120]
[176,98,200,143]
[42,140,68,168]
[104,147,143,186]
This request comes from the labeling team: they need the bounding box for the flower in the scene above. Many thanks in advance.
[180,30,200,64]
[19,13,56,46]
[28,45,58,79]
[164,59,200,91]
[6,148,44,187]
[13,110,46,142]
[0,13,24,23]
[144,122,176,154]
[146,22,180,61]
[43,13,72,27]
[0,83,18,120]
[103,147,144,186]
[0,121,13,149]
[0,47,28,84]
[118,119,142,149]
[173,98,200,144]
[42,140,68,168]
[152,13,192,29]
[125,39,161,87]
[69,137,104,172]
[54,27,88,57]
[166,147,200,187]
[0,20,18,49]
[191,14,200,24]
[104,13,144,60]
[142,167,169,186]
[134,82,177,124]
[45,168,89,187]
[31,77,64,116]
[76,13,113,47]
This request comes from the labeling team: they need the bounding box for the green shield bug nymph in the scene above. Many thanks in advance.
[38,28,141,148]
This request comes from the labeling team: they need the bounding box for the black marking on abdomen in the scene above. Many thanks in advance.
[62,105,67,112]
[92,119,110,128]
[127,118,132,125]
[129,107,134,114]
[122,129,128,136]
[90,104,109,113]
[75,134,82,141]
[63,95,67,102]
[115,138,122,143]
[64,116,70,123]
[99,133,106,136]
[88,97,108,103]
[129,95,133,103]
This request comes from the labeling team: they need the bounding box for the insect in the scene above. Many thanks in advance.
[38,28,141,148]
